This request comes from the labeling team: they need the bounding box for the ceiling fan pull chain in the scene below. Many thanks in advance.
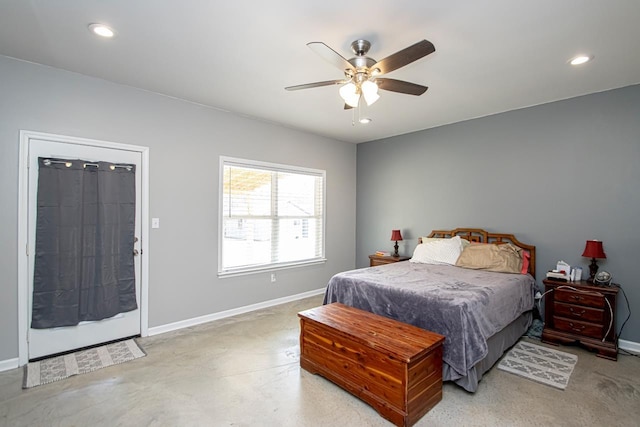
[351,104,356,126]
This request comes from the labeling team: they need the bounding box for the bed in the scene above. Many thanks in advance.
[323,228,536,392]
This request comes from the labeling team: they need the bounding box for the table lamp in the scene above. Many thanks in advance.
[581,240,606,283]
[390,229,403,257]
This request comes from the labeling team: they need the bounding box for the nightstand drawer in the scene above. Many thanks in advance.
[554,302,604,323]
[553,317,603,339]
[554,288,605,308]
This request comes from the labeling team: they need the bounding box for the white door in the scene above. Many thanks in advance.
[27,138,142,359]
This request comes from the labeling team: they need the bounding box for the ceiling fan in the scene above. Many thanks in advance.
[285,39,435,110]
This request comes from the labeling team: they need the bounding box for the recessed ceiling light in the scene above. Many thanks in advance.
[88,23,115,38]
[359,118,372,124]
[569,55,593,66]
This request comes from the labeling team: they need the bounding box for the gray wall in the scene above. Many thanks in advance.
[357,84,640,343]
[0,56,357,361]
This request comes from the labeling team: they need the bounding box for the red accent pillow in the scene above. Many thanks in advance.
[521,250,530,275]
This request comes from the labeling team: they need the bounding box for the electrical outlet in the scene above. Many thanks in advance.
[270,273,276,283]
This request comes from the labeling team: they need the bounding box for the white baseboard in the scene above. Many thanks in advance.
[619,339,640,355]
[0,289,324,371]
[0,357,19,373]
[148,288,325,337]
[5,298,637,370]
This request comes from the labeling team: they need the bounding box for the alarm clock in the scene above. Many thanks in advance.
[594,270,612,286]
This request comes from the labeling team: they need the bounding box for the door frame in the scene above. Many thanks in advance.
[17,130,150,366]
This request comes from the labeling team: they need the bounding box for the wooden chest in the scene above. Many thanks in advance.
[298,303,445,427]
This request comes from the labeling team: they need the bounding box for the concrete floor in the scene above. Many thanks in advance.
[1,294,639,426]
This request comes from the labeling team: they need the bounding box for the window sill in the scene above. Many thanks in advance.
[218,258,327,279]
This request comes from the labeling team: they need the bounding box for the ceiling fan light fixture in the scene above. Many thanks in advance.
[339,82,361,108]
[361,80,380,106]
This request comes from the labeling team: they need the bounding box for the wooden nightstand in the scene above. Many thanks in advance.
[541,279,618,360]
[369,254,411,267]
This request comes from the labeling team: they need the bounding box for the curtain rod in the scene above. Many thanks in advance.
[42,159,133,171]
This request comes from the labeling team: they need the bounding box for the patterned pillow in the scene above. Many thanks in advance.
[410,236,464,265]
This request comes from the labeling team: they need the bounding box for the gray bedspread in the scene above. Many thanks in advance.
[323,262,535,381]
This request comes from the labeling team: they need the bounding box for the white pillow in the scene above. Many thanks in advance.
[410,236,464,265]
[421,236,471,248]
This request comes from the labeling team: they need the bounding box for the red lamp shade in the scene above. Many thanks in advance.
[390,229,403,241]
[582,240,606,259]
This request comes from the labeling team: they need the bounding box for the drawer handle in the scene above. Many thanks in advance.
[569,307,586,316]
[571,295,583,301]
[569,322,585,332]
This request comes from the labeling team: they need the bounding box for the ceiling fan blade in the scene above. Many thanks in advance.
[372,40,435,75]
[307,42,356,72]
[376,78,428,96]
[285,80,345,91]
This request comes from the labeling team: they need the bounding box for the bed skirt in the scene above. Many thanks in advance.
[447,311,532,392]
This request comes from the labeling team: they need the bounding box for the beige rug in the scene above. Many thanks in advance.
[23,339,145,388]
[497,340,577,390]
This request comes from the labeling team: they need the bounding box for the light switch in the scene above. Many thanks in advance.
[152,218,160,229]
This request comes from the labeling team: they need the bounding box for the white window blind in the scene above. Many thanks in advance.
[219,157,325,276]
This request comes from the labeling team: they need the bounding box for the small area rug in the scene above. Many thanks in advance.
[497,340,577,390]
[23,339,145,389]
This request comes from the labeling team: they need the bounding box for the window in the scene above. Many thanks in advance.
[219,157,325,276]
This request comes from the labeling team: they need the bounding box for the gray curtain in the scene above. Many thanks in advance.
[32,157,138,329]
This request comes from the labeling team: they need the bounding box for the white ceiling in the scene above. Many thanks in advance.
[1,1,639,143]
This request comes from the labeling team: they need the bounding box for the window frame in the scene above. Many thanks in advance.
[218,156,326,278]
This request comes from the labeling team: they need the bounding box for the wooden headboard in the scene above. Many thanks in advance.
[419,227,536,277]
